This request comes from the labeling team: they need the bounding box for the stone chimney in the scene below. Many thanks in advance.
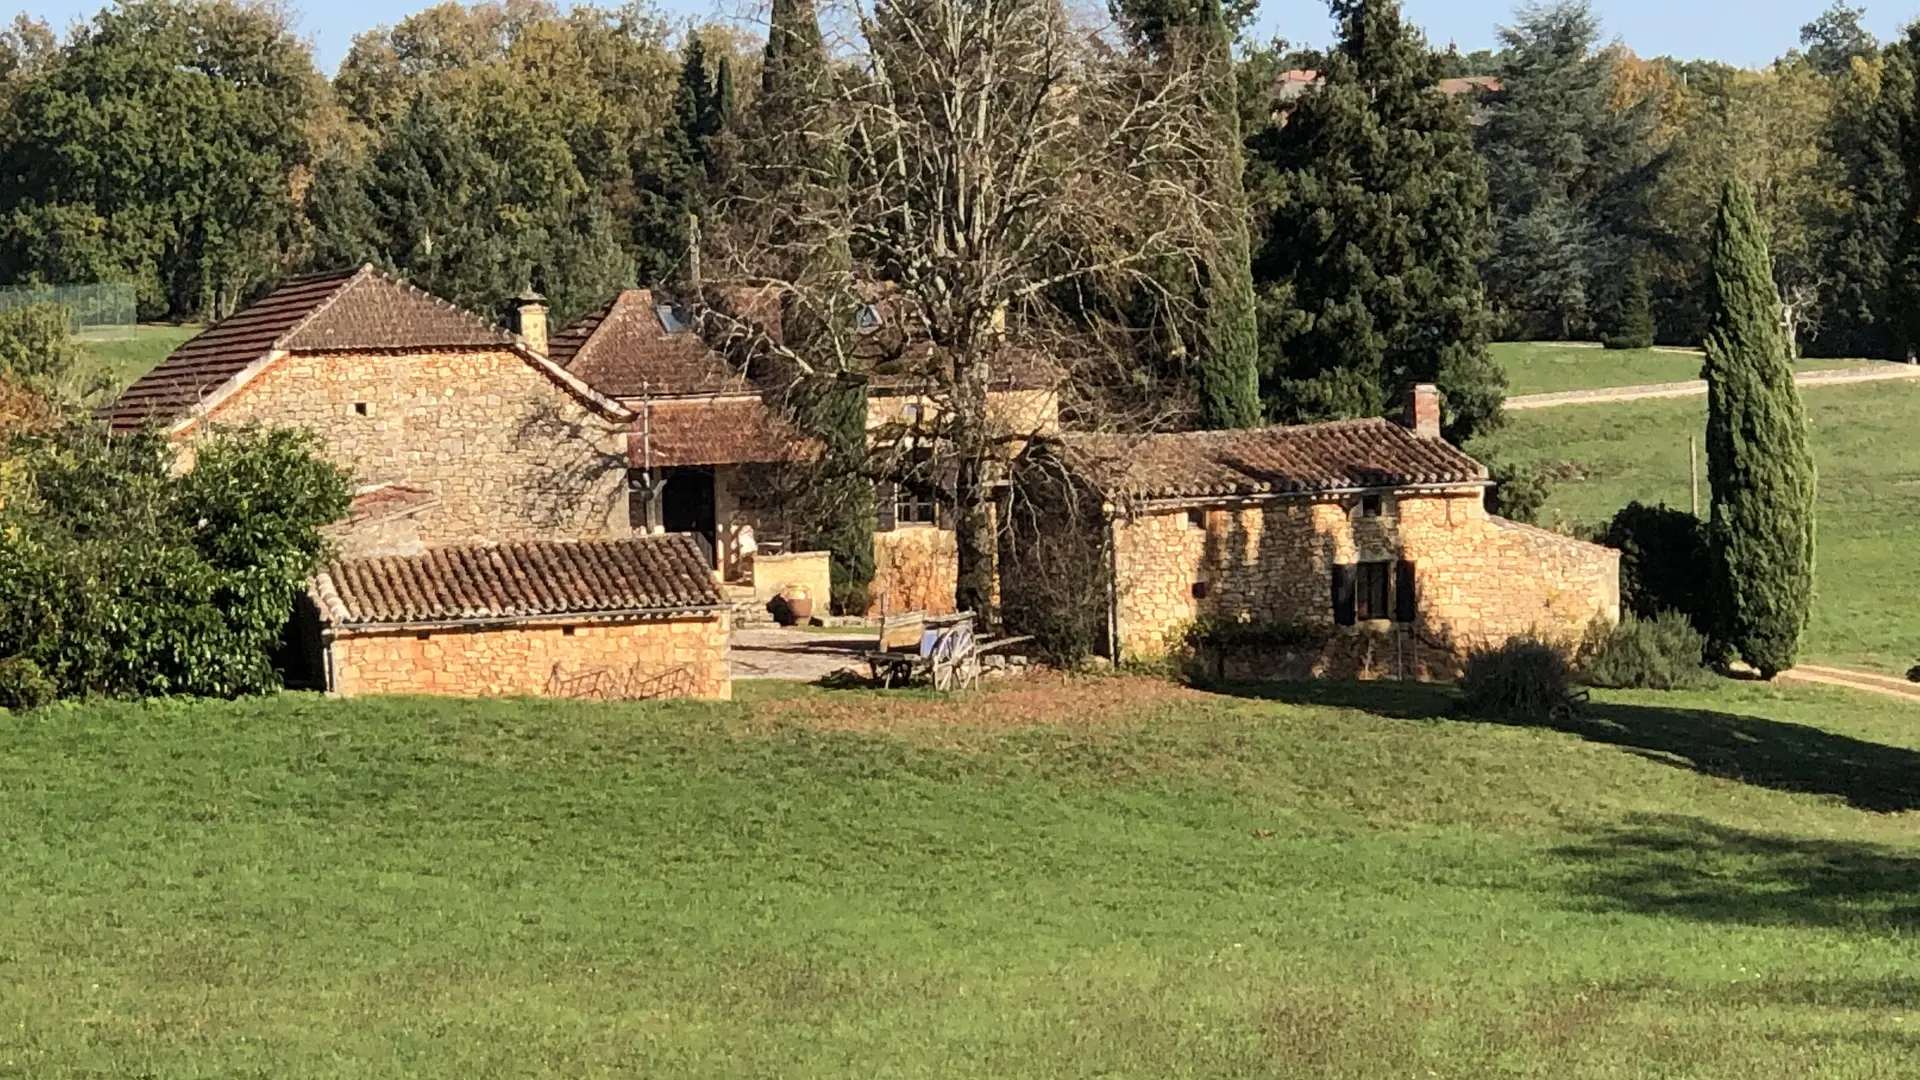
[510,288,549,356]
[1403,383,1442,439]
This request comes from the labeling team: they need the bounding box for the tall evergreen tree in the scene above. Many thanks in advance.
[1820,36,1911,358]
[1601,256,1654,349]
[1113,0,1261,428]
[747,0,874,615]
[1800,1,1877,78]
[1249,0,1504,440]
[1476,1,1659,340]
[1703,177,1816,678]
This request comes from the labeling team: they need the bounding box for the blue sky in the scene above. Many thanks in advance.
[14,0,1914,74]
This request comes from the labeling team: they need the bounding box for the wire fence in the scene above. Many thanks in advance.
[0,283,138,339]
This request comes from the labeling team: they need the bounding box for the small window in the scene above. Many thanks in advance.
[656,303,691,334]
[1355,561,1392,621]
[1190,581,1210,600]
[1361,494,1383,518]
[1186,509,1207,530]
[354,401,370,417]
[562,626,577,637]
[856,303,883,330]
[415,631,431,641]
[894,482,938,526]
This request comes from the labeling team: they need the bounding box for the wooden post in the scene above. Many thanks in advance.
[1689,436,1700,518]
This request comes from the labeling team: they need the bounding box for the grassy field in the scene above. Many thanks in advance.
[1472,379,1920,674]
[1493,341,1858,397]
[75,324,198,395]
[3,676,1918,1077]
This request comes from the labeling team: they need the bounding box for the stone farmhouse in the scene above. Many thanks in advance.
[104,266,1617,696]
[1008,386,1620,679]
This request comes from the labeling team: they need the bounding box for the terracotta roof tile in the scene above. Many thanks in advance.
[1060,418,1489,502]
[100,265,514,432]
[550,288,751,397]
[629,398,817,467]
[311,534,725,627]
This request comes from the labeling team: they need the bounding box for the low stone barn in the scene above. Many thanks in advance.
[1005,387,1620,679]
[298,533,732,700]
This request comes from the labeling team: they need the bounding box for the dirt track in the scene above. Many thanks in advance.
[1506,363,1920,410]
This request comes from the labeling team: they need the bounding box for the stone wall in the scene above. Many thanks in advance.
[1113,489,1620,677]
[200,347,629,550]
[752,551,833,614]
[870,526,959,616]
[328,615,730,700]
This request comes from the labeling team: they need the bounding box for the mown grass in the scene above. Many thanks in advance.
[1473,379,1920,674]
[75,324,199,394]
[1493,341,1856,397]
[3,675,1918,1077]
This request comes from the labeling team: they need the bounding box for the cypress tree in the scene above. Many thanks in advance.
[1249,0,1505,441]
[750,0,874,615]
[1114,0,1261,429]
[1601,257,1654,350]
[1703,177,1816,678]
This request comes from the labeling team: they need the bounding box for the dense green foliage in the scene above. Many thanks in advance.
[1582,609,1713,690]
[1115,0,1261,430]
[1701,179,1817,678]
[1601,258,1656,349]
[1477,2,1658,341]
[1816,33,1911,358]
[1599,500,1715,633]
[0,301,80,396]
[1458,635,1577,718]
[1250,0,1504,441]
[0,424,349,700]
[1483,457,1552,524]
[9,677,1920,1073]
[0,1,321,320]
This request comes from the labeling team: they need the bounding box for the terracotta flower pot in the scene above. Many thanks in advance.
[784,585,814,624]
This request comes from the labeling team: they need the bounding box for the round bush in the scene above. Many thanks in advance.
[1460,636,1576,719]
[0,655,56,711]
[1583,611,1713,690]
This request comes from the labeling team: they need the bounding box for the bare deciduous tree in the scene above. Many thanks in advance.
[705,0,1226,618]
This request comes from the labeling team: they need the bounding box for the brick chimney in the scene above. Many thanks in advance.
[510,288,548,356]
[1403,383,1442,439]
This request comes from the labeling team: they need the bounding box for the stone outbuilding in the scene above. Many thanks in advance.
[1005,387,1620,679]
[296,533,731,700]
[101,265,636,556]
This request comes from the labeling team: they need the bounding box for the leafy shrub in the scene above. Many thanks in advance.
[1599,502,1714,634]
[1484,458,1552,524]
[0,423,351,701]
[1582,611,1713,690]
[0,655,55,711]
[1459,635,1577,719]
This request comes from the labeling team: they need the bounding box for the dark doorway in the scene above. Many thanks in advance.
[661,466,717,568]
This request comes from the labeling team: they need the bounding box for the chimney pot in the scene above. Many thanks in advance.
[1404,383,1442,439]
[510,287,549,357]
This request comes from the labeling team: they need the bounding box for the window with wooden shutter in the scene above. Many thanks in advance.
[1355,561,1391,621]
[1394,560,1417,623]
[876,481,898,531]
[1332,564,1357,626]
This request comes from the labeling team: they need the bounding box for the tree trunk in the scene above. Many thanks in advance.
[953,454,996,622]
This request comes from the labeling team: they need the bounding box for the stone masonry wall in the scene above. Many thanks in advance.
[870,526,959,616]
[1114,489,1620,677]
[200,348,628,551]
[329,615,730,700]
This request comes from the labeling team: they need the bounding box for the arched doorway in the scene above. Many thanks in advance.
[661,466,717,568]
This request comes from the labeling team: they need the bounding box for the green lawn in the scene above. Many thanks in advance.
[75,323,199,395]
[4,677,1918,1077]
[1472,379,1920,674]
[1493,341,1857,397]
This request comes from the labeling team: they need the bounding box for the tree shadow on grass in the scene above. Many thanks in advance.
[1217,680,1920,812]
[1551,814,1920,931]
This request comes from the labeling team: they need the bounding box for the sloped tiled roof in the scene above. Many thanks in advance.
[630,397,817,467]
[102,265,518,432]
[549,288,756,398]
[345,483,440,526]
[311,534,725,628]
[1060,418,1489,502]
